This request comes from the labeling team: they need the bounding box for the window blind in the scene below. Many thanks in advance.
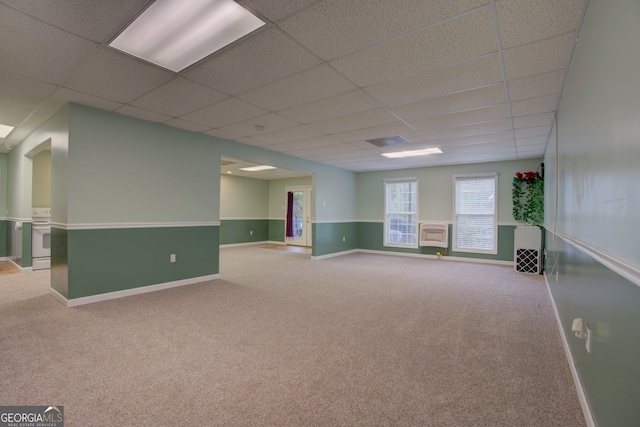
[454,175,497,253]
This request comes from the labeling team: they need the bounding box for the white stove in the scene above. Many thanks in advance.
[31,207,51,270]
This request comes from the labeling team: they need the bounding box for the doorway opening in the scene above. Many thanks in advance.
[285,186,312,247]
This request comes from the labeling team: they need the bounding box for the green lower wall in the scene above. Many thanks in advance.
[220,220,268,245]
[545,230,640,426]
[358,222,518,262]
[51,227,68,298]
[22,222,32,268]
[5,220,32,267]
[218,219,286,245]
[268,219,285,243]
[64,226,219,299]
[0,220,7,257]
[312,222,358,257]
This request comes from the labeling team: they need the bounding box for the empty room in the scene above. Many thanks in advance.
[1,0,638,426]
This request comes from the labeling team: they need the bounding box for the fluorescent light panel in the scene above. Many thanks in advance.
[109,0,265,72]
[0,124,15,138]
[239,165,277,172]
[382,148,443,158]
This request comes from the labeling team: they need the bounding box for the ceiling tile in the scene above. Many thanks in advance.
[279,0,488,60]
[2,0,150,42]
[239,139,280,148]
[290,142,361,156]
[329,7,497,87]
[513,112,554,129]
[496,0,586,49]
[238,64,357,111]
[270,135,345,151]
[38,98,68,115]
[64,49,174,103]
[236,0,318,22]
[418,119,513,141]
[51,88,124,111]
[0,5,98,84]
[508,69,565,102]
[332,122,415,143]
[517,136,549,146]
[511,94,560,117]
[115,105,172,123]
[248,125,324,145]
[180,97,267,128]
[503,33,576,80]
[164,118,212,133]
[4,110,53,143]
[278,90,380,123]
[219,113,299,137]
[449,152,518,163]
[311,149,375,162]
[365,53,502,107]
[444,139,514,151]
[0,69,57,109]
[308,108,399,134]
[204,129,242,141]
[514,126,551,139]
[131,78,227,117]
[184,27,322,95]
[409,104,510,132]
[434,130,514,147]
[391,84,507,122]
[0,103,32,126]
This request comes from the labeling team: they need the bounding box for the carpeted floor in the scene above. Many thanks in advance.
[0,247,586,426]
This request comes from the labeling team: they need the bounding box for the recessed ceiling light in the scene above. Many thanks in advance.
[239,165,277,172]
[0,124,15,138]
[381,148,443,158]
[240,165,278,172]
[109,0,265,72]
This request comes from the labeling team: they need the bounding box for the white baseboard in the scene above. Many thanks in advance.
[353,249,514,266]
[6,258,33,271]
[220,241,272,248]
[51,274,220,307]
[311,249,358,260]
[544,272,596,427]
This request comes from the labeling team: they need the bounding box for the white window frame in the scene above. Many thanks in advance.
[453,173,498,255]
[384,177,419,249]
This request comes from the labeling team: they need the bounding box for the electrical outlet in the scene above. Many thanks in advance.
[250,230,253,235]
[342,236,346,242]
[170,254,176,263]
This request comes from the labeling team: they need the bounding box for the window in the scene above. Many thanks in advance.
[384,178,418,248]
[453,174,498,254]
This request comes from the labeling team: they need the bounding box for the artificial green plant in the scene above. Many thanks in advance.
[512,171,544,226]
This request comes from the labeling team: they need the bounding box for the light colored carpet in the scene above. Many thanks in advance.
[0,247,585,426]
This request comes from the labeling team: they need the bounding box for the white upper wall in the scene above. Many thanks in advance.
[220,174,269,219]
[67,104,220,224]
[356,158,543,223]
[548,0,640,261]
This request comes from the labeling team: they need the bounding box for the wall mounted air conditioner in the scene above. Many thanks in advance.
[419,223,448,248]
[514,226,542,274]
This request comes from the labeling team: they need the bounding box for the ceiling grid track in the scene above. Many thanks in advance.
[489,0,519,159]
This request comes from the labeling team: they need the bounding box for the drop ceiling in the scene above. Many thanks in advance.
[0,0,586,172]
